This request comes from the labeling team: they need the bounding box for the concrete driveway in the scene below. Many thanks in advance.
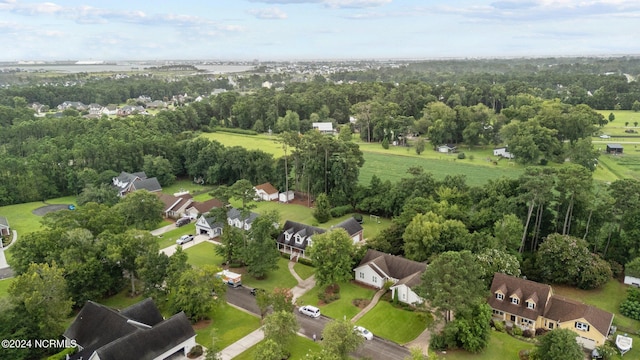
[160,234,210,256]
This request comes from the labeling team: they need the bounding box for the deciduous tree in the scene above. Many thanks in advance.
[534,328,583,360]
[307,229,356,288]
[321,318,364,359]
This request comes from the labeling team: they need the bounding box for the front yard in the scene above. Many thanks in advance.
[440,330,535,360]
[195,302,261,350]
[232,335,322,360]
[355,300,430,344]
[296,281,376,320]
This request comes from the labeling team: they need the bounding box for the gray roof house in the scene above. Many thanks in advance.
[277,218,364,260]
[64,298,196,360]
[354,249,426,305]
[227,207,259,231]
[195,207,259,238]
[112,171,162,197]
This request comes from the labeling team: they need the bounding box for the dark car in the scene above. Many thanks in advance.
[250,288,265,296]
[175,217,191,227]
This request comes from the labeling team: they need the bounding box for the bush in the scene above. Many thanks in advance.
[429,332,447,351]
[535,328,547,336]
[523,329,535,338]
[620,299,640,320]
[188,345,203,358]
[382,138,390,149]
[539,158,548,165]
[457,152,466,159]
[330,205,353,218]
[494,321,506,332]
[353,213,363,223]
[297,257,314,266]
[512,326,523,337]
[318,284,341,304]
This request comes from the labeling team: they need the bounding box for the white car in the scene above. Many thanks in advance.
[176,234,194,245]
[354,326,373,340]
[599,134,611,139]
[299,305,321,318]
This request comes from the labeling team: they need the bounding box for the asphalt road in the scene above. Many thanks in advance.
[226,286,411,360]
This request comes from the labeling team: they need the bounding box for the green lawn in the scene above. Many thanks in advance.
[98,286,145,309]
[440,330,536,360]
[355,300,430,344]
[553,279,640,333]
[293,262,315,280]
[202,132,285,157]
[184,242,225,268]
[233,334,322,360]
[161,179,214,197]
[0,278,15,298]
[195,302,261,350]
[297,281,376,320]
[241,258,299,291]
[0,196,76,236]
[156,223,198,249]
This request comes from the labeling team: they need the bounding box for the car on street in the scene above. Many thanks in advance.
[176,234,195,245]
[599,134,611,139]
[354,326,373,340]
[299,305,321,318]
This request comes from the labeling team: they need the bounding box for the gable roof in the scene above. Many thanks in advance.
[156,193,193,213]
[255,182,278,195]
[190,198,224,214]
[227,207,259,224]
[65,298,195,360]
[357,249,427,281]
[277,220,325,250]
[489,273,552,321]
[332,217,363,236]
[312,122,333,132]
[607,143,624,149]
[544,295,614,337]
[132,178,162,192]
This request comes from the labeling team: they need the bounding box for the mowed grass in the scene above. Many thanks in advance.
[202,132,285,157]
[0,196,76,236]
[196,302,261,350]
[241,257,298,291]
[355,300,429,344]
[184,242,225,268]
[297,281,376,320]
[440,330,536,360]
[553,279,640,333]
[233,335,322,360]
[161,179,214,197]
[597,110,640,135]
[156,223,197,249]
[0,278,15,298]
[293,262,315,280]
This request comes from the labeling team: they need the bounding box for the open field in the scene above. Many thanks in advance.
[355,300,430,344]
[0,196,76,236]
[297,281,376,320]
[233,335,322,360]
[161,179,213,197]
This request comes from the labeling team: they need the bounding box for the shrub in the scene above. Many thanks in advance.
[330,205,353,218]
[523,329,535,338]
[539,158,548,165]
[429,332,447,351]
[457,152,466,159]
[512,326,523,337]
[535,328,547,336]
[518,349,532,360]
[352,213,363,223]
[494,321,506,332]
[620,299,640,320]
[382,138,390,149]
[297,257,314,266]
[188,345,203,358]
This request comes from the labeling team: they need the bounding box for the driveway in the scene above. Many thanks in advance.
[160,234,209,256]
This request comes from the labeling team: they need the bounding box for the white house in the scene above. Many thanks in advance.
[277,218,363,260]
[354,249,426,305]
[624,275,640,287]
[195,215,224,238]
[254,182,279,201]
[0,216,9,237]
[437,144,457,153]
[279,191,294,203]
[494,147,515,159]
[312,122,334,134]
[227,208,259,231]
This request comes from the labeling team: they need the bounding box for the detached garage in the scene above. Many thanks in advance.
[606,144,624,154]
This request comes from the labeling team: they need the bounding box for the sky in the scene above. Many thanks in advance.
[1,0,639,61]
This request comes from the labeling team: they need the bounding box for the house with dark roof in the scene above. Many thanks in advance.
[276,218,364,260]
[184,198,224,220]
[254,182,279,201]
[112,171,162,197]
[64,298,196,360]
[195,207,259,238]
[354,249,426,305]
[156,193,193,219]
[0,216,9,237]
[606,143,624,154]
[489,273,614,350]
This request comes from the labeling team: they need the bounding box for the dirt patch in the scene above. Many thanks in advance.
[352,298,371,309]
[192,319,212,330]
[32,204,73,216]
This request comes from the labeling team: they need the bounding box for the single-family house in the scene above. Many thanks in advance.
[88,103,103,115]
[279,191,294,203]
[102,104,118,116]
[489,273,614,350]
[117,105,146,117]
[437,144,457,153]
[276,218,364,260]
[145,100,167,109]
[195,214,225,238]
[353,249,426,305]
[312,122,334,134]
[0,216,9,237]
[606,144,624,154]
[57,101,87,111]
[254,182,279,201]
[156,193,193,219]
[183,198,224,220]
[112,171,162,197]
[64,298,196,360]
[493,147,515,159]
[227,207,259,231]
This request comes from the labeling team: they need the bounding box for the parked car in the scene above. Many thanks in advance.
[354,326,373,340]
[176,234,194,245]
[250,288,265,296]
[299,305,321,318]
[599,134,611,139]
[175,217,191,227]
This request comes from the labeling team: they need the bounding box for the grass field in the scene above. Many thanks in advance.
[355,300,430,344]
[233,335,322,360]
[0,278,14,298]
[184,242,225,268]
[440,330,536,360]
[161,179,214,197]
[0,196,76,236]
[195,302,261,350]
[297,281,376,320]
[241,257,299,291]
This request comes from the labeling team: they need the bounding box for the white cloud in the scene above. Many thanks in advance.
[248,7,288,19]
[248,0,391,8]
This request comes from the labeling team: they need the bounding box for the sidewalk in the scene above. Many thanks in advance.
[219,328,264,360]
[150,223,176,236]
[288,261,316,302]
[351,288,385,322]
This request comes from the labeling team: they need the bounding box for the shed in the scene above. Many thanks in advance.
[437,144,457,153]
[279,191,294,203]
[606,144,624,154]
[312,122,334,134]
